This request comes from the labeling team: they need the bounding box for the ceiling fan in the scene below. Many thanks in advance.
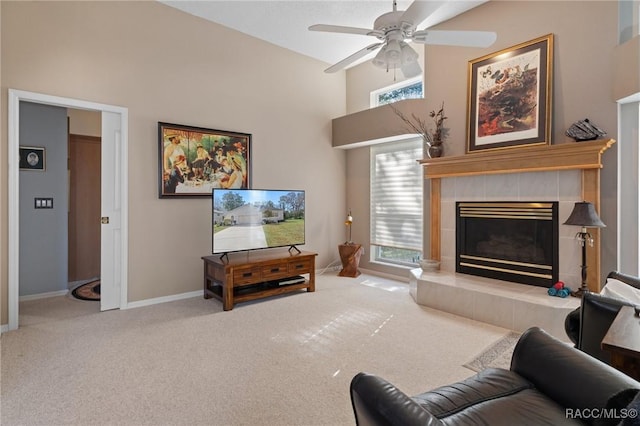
[309,0,497,78]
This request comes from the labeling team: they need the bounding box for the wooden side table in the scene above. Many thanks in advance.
[601,305,640,380]
[338,243,362,278]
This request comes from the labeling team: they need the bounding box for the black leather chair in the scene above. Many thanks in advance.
[565,271,640,364]
[350,327,640,426]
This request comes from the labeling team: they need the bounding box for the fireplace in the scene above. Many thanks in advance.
[456,202,559,287]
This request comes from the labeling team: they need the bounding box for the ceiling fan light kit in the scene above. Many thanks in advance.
[309,0,497,78]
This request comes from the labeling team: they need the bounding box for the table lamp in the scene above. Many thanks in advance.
[345,210,353,244]
[563,201,605,297]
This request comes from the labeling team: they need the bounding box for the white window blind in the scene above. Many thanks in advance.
[370,138,423,251]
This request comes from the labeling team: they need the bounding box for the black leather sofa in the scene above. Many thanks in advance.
[350,327,640,426]
[565,271,640,364]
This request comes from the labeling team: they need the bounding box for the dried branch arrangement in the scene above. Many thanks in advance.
[389,101,447,146]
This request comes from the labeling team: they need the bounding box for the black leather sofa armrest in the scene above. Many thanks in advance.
[578,291,637,363]
[350,372,445,426]
[565,271,640,350]
[564,307,581,345]
[511,327,640,418]
[607,271,640,289]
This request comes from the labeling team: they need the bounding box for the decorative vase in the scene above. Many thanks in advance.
[419,259,440,271]
[428,143,443,158]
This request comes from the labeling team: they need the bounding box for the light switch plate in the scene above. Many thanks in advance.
[34,198,53,209]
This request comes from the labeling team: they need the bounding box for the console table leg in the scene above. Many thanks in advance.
[203,263,211,299]
[309,259,316,292]
[222,285,233,311]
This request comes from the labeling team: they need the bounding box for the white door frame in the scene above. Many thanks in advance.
[7,89,129,331]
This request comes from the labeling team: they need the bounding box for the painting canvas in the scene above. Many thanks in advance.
[467,34,553,152]
[158,122,251,198]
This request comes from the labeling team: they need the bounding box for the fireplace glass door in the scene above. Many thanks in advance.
[456,202,559,287]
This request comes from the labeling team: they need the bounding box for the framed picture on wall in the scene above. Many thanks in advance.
[467,33,553,153]
[19,146,45,171]
[158,122,251,198]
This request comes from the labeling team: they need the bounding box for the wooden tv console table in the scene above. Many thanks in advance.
[202,250,317,311]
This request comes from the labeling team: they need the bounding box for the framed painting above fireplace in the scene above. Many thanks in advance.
[467,34,553,153]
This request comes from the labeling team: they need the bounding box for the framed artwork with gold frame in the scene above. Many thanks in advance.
[158,122,251,198]
[467,34,553,153]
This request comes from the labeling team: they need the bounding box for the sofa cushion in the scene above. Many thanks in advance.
[434,388,577,426]
[411,368,578,425]
[412,368,533,417]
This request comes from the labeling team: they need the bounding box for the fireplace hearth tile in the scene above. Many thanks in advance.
[518,172,559,200]
[456,176,485,201]
[485,173,518,200]
[409,269,579,342]
[473,292,514,330]
[558,170,581,201]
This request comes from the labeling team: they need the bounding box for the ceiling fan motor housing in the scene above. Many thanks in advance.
[309,0,497,77]
[373,11,413,39]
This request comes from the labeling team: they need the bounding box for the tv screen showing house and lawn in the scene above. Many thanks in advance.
[212,189,305,255]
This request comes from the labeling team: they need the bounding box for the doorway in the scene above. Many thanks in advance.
[68,133,101,283]
[7,89,129,331]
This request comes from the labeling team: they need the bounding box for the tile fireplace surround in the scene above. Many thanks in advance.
[412,139,614,338]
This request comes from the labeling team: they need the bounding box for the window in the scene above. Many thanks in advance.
[617,97,640,275]
[370,77,423,108]
[370,138,423,266]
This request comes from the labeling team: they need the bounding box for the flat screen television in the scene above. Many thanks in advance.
[212,188,305,256]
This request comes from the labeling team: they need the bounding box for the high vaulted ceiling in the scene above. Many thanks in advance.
[159,1,487,69]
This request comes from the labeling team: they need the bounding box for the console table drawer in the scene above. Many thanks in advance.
[233,267,262,285]
[262,263,289,281]
[289,259,312,274]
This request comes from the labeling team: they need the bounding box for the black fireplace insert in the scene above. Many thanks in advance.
[456,201,559,287]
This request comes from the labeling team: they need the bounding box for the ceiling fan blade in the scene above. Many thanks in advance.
[416,1,490,29]
[324,43,383,73]
[309,24,382,38]
[412,30,497,47]
[401,61,422,78]
[400,0,447,28]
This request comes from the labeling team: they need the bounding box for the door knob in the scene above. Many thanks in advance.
[101,217,109,224]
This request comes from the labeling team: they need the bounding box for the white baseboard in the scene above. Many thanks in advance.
[19,289,69,302]
[2,290,201,333]
[1,289,70,333]
[358,267,410,283]
[124,290,201,309]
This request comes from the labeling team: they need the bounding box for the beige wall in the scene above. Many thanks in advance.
[613,35,640,101]
[68,109,101,137]
[1,1,347,324]
[344,1,622,278]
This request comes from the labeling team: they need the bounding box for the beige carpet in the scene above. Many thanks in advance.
[1,272,510,426]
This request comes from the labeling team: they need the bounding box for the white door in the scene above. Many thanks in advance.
[7,89,128,330]
[100,111,122,311]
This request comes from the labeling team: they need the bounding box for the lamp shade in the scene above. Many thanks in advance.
[563,201,606,228]
[372,41,418,71]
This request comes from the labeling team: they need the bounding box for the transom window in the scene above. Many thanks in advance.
[370,77,423,108]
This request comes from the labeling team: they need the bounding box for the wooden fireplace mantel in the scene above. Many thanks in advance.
[421,138,615,292]
[418,139,615,178]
